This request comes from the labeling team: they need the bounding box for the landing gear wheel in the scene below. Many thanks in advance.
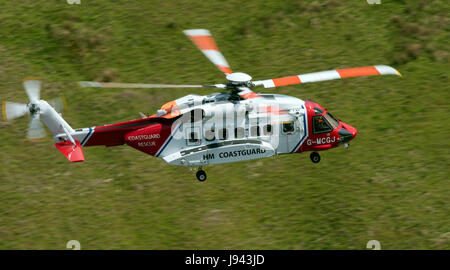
[310,152,321,163]
[196,170,207,182]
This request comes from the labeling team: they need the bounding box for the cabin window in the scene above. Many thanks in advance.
[205,129,215,141]
[312,116,332,134]
[218,128,228,140]
[187,130,201,145]
[234,127,245,139]
[181,109,204,123]
[250,126,260,137]
[263,124,273,135]
[282,121,295,133]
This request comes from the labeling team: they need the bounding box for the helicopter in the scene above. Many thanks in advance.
[2,29,401,181]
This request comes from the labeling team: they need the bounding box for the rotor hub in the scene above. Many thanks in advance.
[28,102,40,114]
[226,72,252,85]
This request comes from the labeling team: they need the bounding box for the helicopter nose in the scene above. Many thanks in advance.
[346,123,358,139]
[338,122,358,143]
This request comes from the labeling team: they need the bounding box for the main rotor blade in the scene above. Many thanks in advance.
[79,81,212,89]
[183,29,232,75]
[2,102,28,121]
[253,65,402,88]
[23,78,42,102]
[237,87,261,100]
[27,115,46,140]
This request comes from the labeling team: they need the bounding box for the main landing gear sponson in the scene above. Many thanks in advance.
[310,152,321,163]
[196,168,207,182]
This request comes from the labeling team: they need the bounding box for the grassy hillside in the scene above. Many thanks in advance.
[0,0,448,249]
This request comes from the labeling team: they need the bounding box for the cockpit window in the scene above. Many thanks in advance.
[314,107,324,114]
[312,116,332,134]
[323,112,339,129]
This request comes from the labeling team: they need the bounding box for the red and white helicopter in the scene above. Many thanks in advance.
[3,29,401,181]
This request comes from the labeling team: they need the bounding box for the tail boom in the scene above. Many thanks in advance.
[48,107,178,161]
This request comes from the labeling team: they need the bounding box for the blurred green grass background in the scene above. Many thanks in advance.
[0,0,448,249]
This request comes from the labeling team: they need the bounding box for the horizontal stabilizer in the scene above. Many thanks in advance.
[55,140,85,162]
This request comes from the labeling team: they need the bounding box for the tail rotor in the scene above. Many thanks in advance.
[27,114,46,140]
[2,102,28,121]
[23,79,41,102]
[2,78,66,141]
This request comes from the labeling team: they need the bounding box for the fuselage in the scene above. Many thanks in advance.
[60,92,357,166]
